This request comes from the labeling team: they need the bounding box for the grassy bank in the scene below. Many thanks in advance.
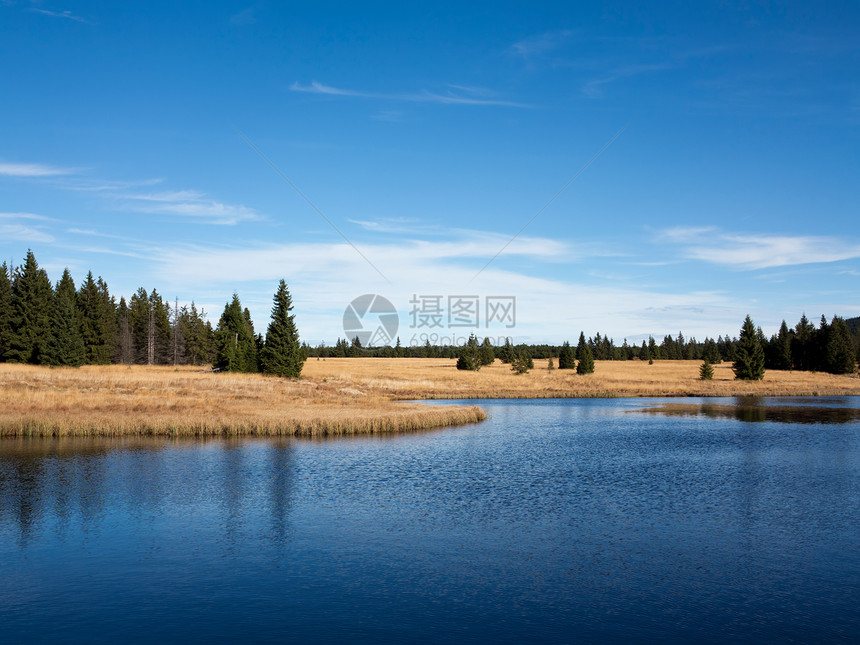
[303,357,860,399]
[2,359,857,438]
[0,364,485,438]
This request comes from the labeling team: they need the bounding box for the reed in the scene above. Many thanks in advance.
[0,364,485,438]
[2,358,857,438]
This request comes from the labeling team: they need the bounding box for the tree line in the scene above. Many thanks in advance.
[0,250,304,377]
[311,316,859,376]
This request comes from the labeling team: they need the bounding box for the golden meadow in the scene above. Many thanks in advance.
[2,358,859,438]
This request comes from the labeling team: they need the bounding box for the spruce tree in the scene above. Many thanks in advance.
[45,268,85,367]
[115,296,134,364]
[825,316,856,374]
[699,360,714,380]
[6,250,53,364]
[576,342,595,374]
[0,262,12,361]
[456,334,481,371]
[733,315,765,380]
[260,279,304,378]
[576,332,587,361]
[511,349,532,374]
[497,337,514,363]
[215,293,258,372]
[78,272,116,364]
[558,340,575,369]
[479,337,495,366]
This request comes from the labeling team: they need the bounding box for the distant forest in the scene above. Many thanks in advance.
[1,250,857,376]
[313,315,859,375]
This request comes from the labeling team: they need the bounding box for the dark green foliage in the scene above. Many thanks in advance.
[115,297,134,364]
[825,316,856,374]
[6,250,53,364]
[44,268,85,367]
[765,321,793,370]
[699,360,714,380]
[639,340,650,362]
[215,294,258,372]
[179,302,215,366]
[479,337,495,366]
[497,337,515,364]
[511,349,533,374]
[791,314,814,371]
[576,342,595,374]
[129,288,172,364]
[733,315,765,380]
[260,280,304,378]
[648,336,659,361]
[547,356,555,370]
[558,341,575,369]
[576,332,587,361]
[77,272,116,365]
[0,262,12,361]
[701,338,721,364]
[456,334,481,371]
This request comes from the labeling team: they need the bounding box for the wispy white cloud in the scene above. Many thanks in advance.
[511,30,574,59]
[582,62,676,98]
[0,211,55,221]
[119,190,261,225]
[0,161,76,177]
[663,227,860,269]
[146,231,747,345]
[290,81,529,108]
[30,8,89,23]
[0,212,55,244]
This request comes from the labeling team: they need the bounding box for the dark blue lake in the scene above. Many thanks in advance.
[2,397,859,643]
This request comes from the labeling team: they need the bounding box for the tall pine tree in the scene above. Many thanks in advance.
[733,315,765,380]
[6,250,53,364]
[45,268,85,367]
[0,262,12,362]
[558,340,575,369]
[215,293,258,372]
[260,280,303,377]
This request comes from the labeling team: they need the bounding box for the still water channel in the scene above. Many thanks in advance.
[1,397,859,643]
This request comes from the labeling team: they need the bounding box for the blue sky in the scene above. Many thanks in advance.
[1,1,858,346]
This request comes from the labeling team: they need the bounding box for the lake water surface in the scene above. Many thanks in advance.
[2,397,859,643]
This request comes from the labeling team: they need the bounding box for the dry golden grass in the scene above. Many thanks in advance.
[302,357,860,399]
[0,363,485,438]
[2,358,857,438]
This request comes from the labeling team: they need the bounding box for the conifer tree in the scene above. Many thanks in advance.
[497,337,514,364]
[733,315,765,380]
[0,262,12,361]
[115,296,134,364]
[6,250,53,364]
[511,349,532,374]
[479,337,495,366]
[699,360,714,380]
[558,340,575,369]
[639,340,650,362]
[576,342,595,374]
[576,332,588,361]
[456,333,481,371]
[77,272,116,364]
[260,280,304,378]
[825,316,856,374]
[215,293,258,372]
[701,338,721,364]
[45,268,85,367]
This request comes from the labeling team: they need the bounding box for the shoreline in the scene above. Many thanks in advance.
[1,359,858,438]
